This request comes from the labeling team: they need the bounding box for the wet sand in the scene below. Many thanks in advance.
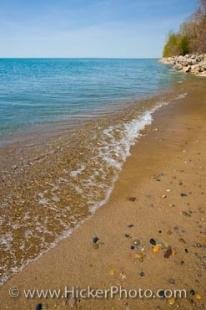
[0,78,206,309]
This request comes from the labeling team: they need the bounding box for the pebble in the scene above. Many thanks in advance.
[180,193,188,197]
[164,247,173,258]
[92,236,99,244]
[139,271,145,277]
[133,239,141,246]
[190,289,195,296]
[195,293,202,300]
[167,298,176,306]
[128,197,136,202]
[92,236,100,249]
[152,245,162,253]
[182,211,191,217]
[128,224,134,228]
[150,238,156,245]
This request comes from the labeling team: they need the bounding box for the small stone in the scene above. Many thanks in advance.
[133,239,141,246]
[125,234,130,238]
[36,305,43,310]
[152,245,161,253]
[182,211,191,217]
[190,289,195,296]
[162,195,167,199]
[92,236,99,244]
[128,224,134,228]
[150,238,156,245]
[181,193,188,197]
[164,247,173,259]
[158,230,162,234]
[167,298,176,306]
[129,197,136,202]
[139,271,145,277]
[185,248,189,253]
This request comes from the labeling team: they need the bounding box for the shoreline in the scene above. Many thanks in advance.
[0,80,185,287]
[1,77,206,309]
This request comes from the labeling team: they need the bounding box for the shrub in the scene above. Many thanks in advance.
[163,33,190,57]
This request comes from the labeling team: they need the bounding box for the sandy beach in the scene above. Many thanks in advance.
[0,77,206,310]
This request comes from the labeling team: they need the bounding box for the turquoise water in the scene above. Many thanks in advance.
[0,58,181,136]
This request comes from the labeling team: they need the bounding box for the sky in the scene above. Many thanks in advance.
[0,0,198,58]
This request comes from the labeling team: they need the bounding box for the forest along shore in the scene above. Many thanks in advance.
[161,54,206,76]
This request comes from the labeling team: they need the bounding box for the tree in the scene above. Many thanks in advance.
[163,0,206,56]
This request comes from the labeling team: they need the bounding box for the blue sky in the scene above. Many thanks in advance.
[0,0,198,58]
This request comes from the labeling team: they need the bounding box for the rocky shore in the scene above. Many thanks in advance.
[161,54,206,77]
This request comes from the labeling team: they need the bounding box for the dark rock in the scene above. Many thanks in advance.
[182,211,191,217]
[125,234,130,238]
[139,271,145,277]
[164,247,172,258]
[36,305,43,310]
[150,238,156,246]
[181,193,188,197]
[190,289,195,296]
[128,224,134,228]
[128,197,136,202]
[92,236,99,244]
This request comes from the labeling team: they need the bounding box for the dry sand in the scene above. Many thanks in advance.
[0,78,206,309]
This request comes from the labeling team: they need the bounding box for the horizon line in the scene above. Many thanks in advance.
[0,56,160,60]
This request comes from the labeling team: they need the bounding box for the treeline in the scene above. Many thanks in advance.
[163,0,206,57]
